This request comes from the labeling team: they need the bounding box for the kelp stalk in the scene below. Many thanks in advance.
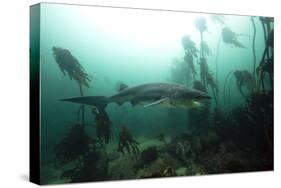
[200,32,205,59]
[227,74,235,109]
[215,37,221,82]
[79,83,85,126]
[223,70,234,108]
[251,17,257,88]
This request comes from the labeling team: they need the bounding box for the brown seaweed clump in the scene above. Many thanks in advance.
[141,147,159,165]
[54,124,93,166]
[92,107,112,144]
[60,145,109,183]
[118,126,140,155]
[52,47,91,87]
[234,70,255,96]
[222,27,246,48]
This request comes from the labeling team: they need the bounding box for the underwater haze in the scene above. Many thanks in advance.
[38,3,273,184]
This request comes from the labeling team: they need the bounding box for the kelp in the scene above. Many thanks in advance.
[52,47,91,87]
[54,124,93,166]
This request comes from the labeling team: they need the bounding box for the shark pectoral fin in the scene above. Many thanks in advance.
[144,98,168,108]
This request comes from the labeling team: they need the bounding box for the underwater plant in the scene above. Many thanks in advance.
[118,126,140,155]
[201,41,212,57]
[61,145,109,183]
[195,17,208,59]
[193,80,207,93]
[206,71,219,102]
[247,91,273,150]
[209,14,226,83]
[199,58,219,105]
[52,47,92,126]
[233,70,255,99]
[181,35,198,81]
[223,70,234,108]
[183,53,196,81]
[214,34,222,83]
[52,47,91,87]
[210,14,225,25]
[195,17,207,33]
[54,124,94,166]
[221,27,246,48]
[91,107,112,144]
[256,57,273,92]
[257,17,274,91]
[194,17,219,105]
[181,35,199,58]
[166,133,196,164]
[250,17,257,86]
[141,147,159,165]
[214,89,273,171]
[210,15,226,82]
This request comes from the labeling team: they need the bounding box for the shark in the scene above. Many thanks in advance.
[61,82,211,110]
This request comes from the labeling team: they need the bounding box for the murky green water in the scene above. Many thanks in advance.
[36,3,273,184]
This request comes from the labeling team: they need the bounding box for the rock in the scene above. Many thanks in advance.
[108,155,138,180]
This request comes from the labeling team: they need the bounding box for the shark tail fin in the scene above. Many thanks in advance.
[61,96,108,110]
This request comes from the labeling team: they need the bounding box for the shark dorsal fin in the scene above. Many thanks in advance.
[119,83,129,91]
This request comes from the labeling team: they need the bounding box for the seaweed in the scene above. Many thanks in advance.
[52,46,92,126]
[54,124,93,166]
[141,147,159,165]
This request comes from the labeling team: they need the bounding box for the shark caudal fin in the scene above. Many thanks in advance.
[61,96,108,110]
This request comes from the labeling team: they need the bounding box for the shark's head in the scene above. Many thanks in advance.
[169,88,211,108]
[189,90,212,101]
